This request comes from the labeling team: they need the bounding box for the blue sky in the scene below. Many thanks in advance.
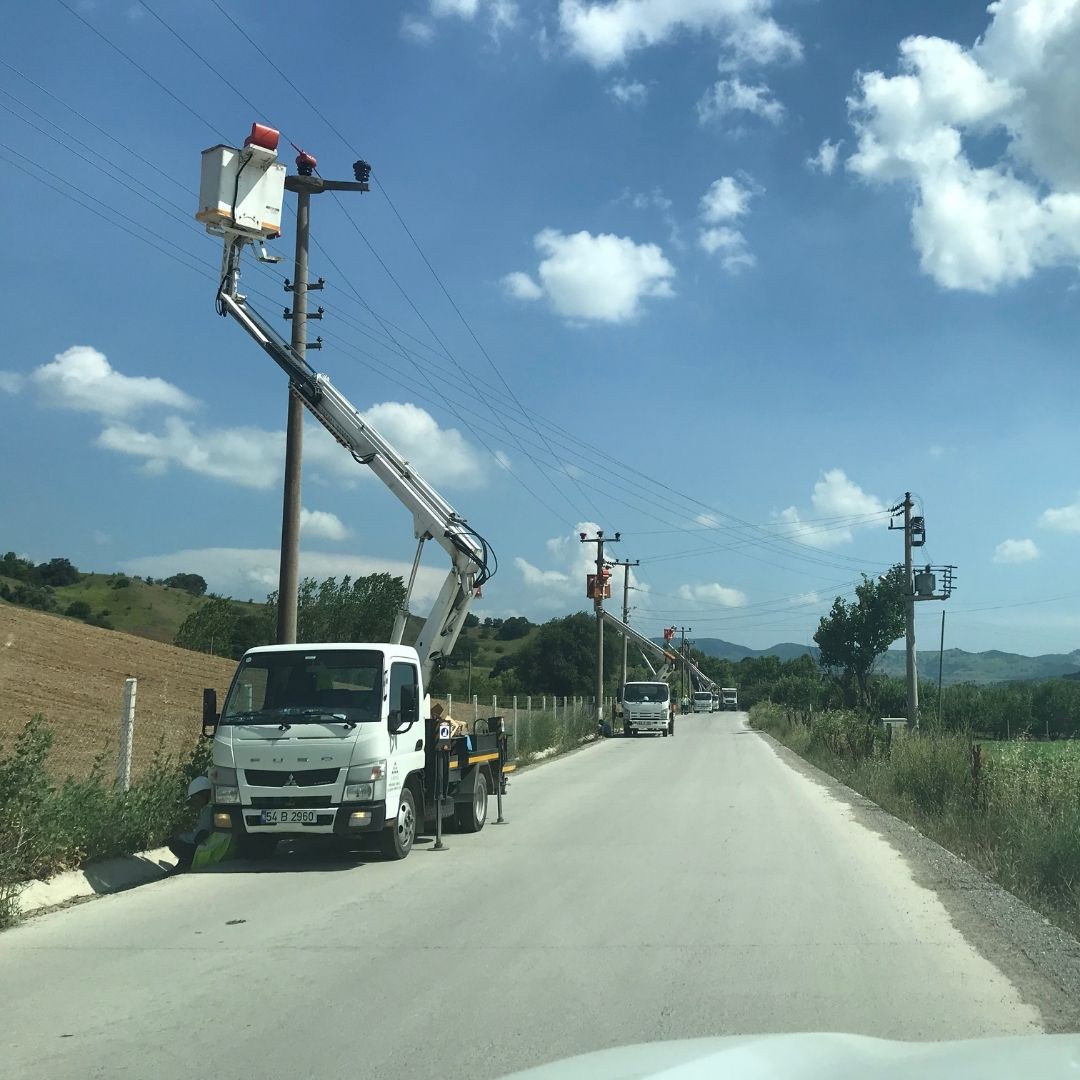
[3,0,1080,656]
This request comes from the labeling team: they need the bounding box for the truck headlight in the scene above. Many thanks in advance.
[209,766,237,786]
[346,762,386,801]
[215,785,240,804]
[346,761,385,782]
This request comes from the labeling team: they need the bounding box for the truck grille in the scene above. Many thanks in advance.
[249,795,333,808]
[244,767,339,787]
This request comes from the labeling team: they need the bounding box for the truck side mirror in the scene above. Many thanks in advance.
[202,688,219,738]
[390,685,419,734]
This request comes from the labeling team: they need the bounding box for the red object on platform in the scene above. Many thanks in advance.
[244,123,280,151]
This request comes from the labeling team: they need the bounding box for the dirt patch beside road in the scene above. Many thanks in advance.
[1,604,236,779]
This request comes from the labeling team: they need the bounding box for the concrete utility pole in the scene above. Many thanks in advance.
[889,492,919,730]
[275,150,369,644]
[580,530,620,727]
[611,557,639,696]
[673,626,692,711]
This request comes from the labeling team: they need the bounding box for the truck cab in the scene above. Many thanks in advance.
[721,687,738,711]
[205,643,509,861]
[692,691,714,714]
[621,681,673,737]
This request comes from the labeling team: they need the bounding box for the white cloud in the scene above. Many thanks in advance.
[502,271,544,301]
[1040,495,1080,533]
[847,4,1080,292]
[775,469,886,548]
[609,78,649,105]
[993,537,1041,564]
[698,176,758,270]
[401,15,435,42]
[97,402,484,490]
[97,417,282,488]
[30,345,195,418]
[695,512,722,528]
[431,0,480,15]
[696,77,784,126]
[124,548,448,607]
[93,530,112,546]
[518,521,648,605]
[515,557,571,589]
[0,371,23,394]
[506,228,675,323]
[807,137,841,175]
[677,582,748,607]
[558,0,800,69]
[300,508,350,541]
[790,591,821,608]
[700,175,755,221]
[494,449,512,470]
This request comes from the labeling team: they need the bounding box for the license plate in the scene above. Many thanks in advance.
[259,809,317,825]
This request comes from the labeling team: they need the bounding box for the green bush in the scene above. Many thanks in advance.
[64,600,92,621]
[0,717,209,929]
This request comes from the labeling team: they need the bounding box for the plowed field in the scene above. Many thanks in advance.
[1,603,236,779]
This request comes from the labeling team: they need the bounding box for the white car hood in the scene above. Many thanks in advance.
[502,1033,1080,1080]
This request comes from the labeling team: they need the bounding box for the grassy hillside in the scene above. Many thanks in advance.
[51,574,265,644]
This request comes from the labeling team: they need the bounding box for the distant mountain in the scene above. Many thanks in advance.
[674,638,1080,686]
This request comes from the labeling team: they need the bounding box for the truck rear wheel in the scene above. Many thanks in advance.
[455,769,488,833]
[379,788,416,860]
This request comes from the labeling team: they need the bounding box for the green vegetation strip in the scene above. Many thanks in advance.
[750,704,1080,939]
[0,717,208,929]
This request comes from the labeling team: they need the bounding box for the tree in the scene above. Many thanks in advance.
[265,573,407,644]
[492,612,619,695]
[64,600,92,621]
[496,616,532,641]
[36,557,80,587]
[463,613,480,629]
[175,596,239,656]
[814,568,906,709]
[164,573,208,597]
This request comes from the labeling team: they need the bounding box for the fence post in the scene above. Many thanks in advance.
[492,694,497,716]
[473,694,478,719]
[513,694,518,729]
[117,677,136,792]
[448,692,453,717]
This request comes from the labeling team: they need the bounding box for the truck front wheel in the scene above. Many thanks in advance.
[379,788,417,860]
[455,769,488,833]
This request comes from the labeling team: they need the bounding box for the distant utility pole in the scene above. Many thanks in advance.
[889,493,921,730]
[611,557,639,695]
[276,149,370,644]
[580,529,620,727]
[672,626,692,711]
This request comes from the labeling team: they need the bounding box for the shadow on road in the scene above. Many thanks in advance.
[196,833,443,874]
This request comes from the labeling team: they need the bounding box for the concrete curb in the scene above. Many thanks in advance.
[17,846,179,918]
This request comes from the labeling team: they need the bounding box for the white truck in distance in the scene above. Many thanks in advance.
[721,687,738,711]
[692,691,714,713]
[621,681,673,738]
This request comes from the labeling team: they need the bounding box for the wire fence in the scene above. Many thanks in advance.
[440,693,610,761]
[1,676,610,785]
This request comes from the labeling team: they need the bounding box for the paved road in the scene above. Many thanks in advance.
[0,714,1050,1078]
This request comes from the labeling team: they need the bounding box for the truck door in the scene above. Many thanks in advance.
[386,659,425,817]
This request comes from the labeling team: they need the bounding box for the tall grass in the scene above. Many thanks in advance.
[0,716,209,928]
[752,704,1080,935]
[511,700,596,763]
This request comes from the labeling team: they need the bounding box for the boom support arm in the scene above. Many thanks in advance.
[217,240,493,682]
[600,608,679,682]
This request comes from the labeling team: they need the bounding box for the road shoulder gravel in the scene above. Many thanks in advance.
[753,728,1080,1033]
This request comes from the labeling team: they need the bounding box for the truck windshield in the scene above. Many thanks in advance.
[221,649,383,725]
[694,693,711,701]
[623,683,669,703]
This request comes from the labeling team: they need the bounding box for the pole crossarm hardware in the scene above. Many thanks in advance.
[580,530,620,726]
